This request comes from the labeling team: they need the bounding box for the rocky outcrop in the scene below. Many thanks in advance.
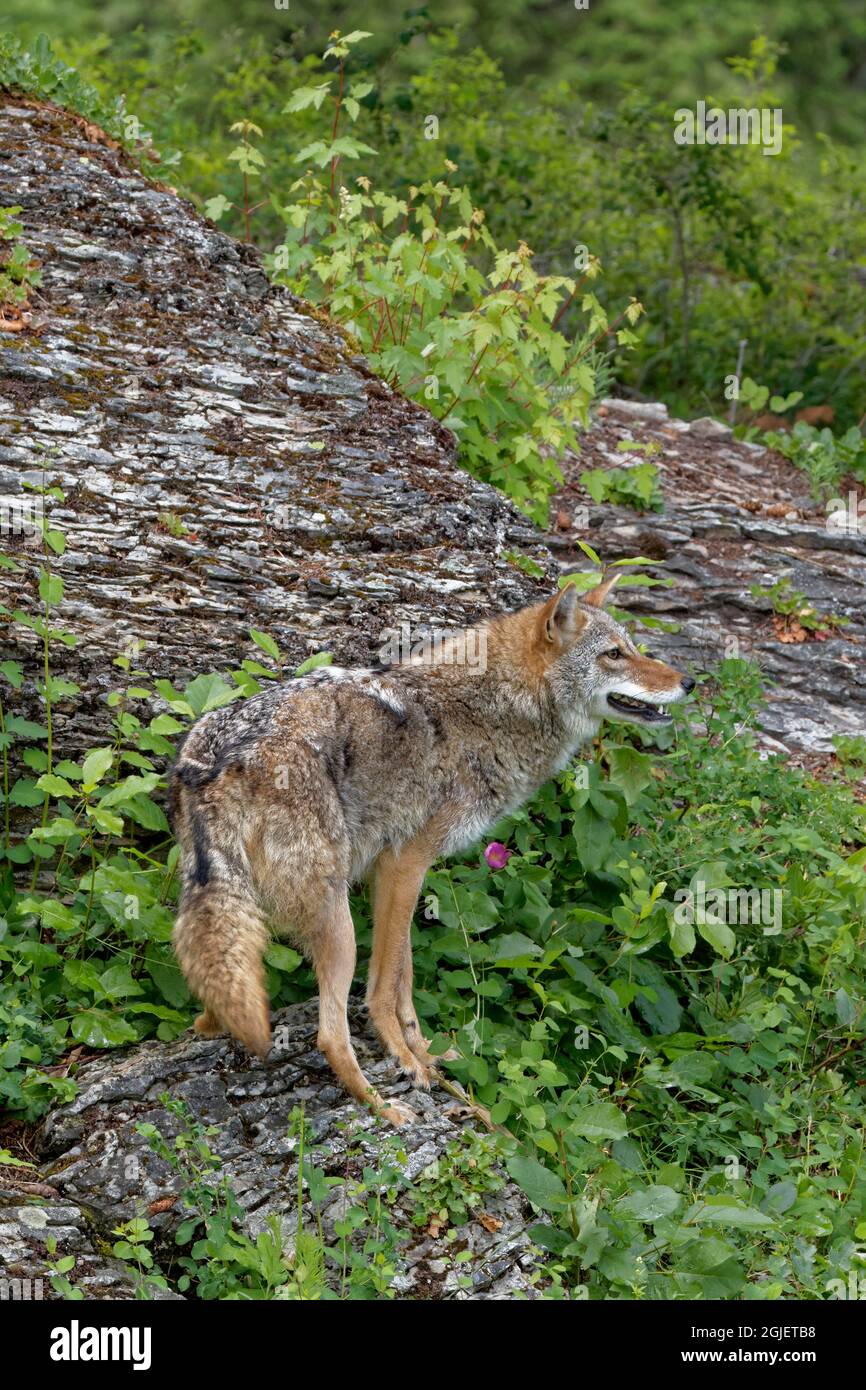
[550,400,866,757]
[0,97,550,755]
[2,97,862,760]
[2,1000,539,1300]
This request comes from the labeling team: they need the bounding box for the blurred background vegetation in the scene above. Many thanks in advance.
[3,0,865,430]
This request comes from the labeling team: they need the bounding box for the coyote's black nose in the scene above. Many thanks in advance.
[680,676,696,693]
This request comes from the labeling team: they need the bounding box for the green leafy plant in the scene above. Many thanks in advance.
[255,30,644,521]
[737,375,804,418]
[763,423,866,502]
[579,462,663,512]
[0,205,42,320]
[111,1218,170,1298]
[0,31,176,171]
[411,1129,505,1231]
[749,576,849,635]
[204,119,266,241]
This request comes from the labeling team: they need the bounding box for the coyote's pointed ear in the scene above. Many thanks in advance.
[583,571,622,609]
[540,584,586,645]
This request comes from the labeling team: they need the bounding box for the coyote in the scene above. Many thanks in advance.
[170,574,694,1125]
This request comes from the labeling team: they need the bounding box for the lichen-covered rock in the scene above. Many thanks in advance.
[15,999,540,1300]
[0,1191,183,1300]
[0,98,552,754]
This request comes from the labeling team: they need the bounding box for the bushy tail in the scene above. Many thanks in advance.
[171,776,272,1057]
[174,882,272,1056]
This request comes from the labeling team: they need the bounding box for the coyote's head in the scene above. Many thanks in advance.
[535,574,695,729]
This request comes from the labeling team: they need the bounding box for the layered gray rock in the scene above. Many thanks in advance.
[3,1001,539,1300]
[0,97,551,756]
[552,407,866,755]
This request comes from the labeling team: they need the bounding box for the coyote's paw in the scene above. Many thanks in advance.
[379,1100,419,1129]
[399,1055,434,1090]
[193,1010,224,1040]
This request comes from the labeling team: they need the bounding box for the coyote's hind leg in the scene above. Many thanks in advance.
[193,1009,223,1039]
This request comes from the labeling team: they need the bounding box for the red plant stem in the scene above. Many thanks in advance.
[551,271,589,330]
[399,191,448,344]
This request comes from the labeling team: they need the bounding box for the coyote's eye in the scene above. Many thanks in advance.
[606,647,622,660]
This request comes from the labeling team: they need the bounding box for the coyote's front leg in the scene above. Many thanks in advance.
[368,842,439,1090]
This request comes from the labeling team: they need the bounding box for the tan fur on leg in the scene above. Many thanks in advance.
[314,889,416,1127]
[193,1009,223,1039]
[368,842,436,1088]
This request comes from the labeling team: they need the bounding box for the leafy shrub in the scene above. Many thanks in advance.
[762,423,866,502]
[0,205,42,315]
[0,30,174,171]
[203,30,643,521]
[579,462,663,512]
[5,27,865,433]
[749,577,848,635]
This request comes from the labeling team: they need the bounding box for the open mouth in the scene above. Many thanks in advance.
[606,693,672,724]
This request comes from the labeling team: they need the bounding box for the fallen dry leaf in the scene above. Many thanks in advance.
[477,1213,503,1234]
[773,615,808,643]
[147,1195,179,1216]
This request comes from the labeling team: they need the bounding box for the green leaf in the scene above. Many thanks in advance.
[0,660,23,688]
[70,1010,139,1048]
[36,773,76,798]
[146,944,191,1007]
[9,778,44,807]
[6,716,49,740]
[669,911,695,957]
[573,806,615,873]
[283,82,332,114]
[575,539,601,566]
[489,931,543,965]
[98,772,160,809]
[294,652,334,677]
[617,1185,683,1222]
[507,1154,567,1211]
[250,629,281,662]
[697,916,736,958]
[685,1198,776,1229]
[150,713,185,735]
[38,569,63,606]
[121,794,170,833]
[81,747,114,787]
[606,746,653,804]
[264,943,303,974]
[184,673,239,715]
[570,1102,628,1142]
[204,194,233,222]
[834,987,856,1026]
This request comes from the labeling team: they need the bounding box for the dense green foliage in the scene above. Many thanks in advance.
[3,10,865,440]
[5,0,866,142]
